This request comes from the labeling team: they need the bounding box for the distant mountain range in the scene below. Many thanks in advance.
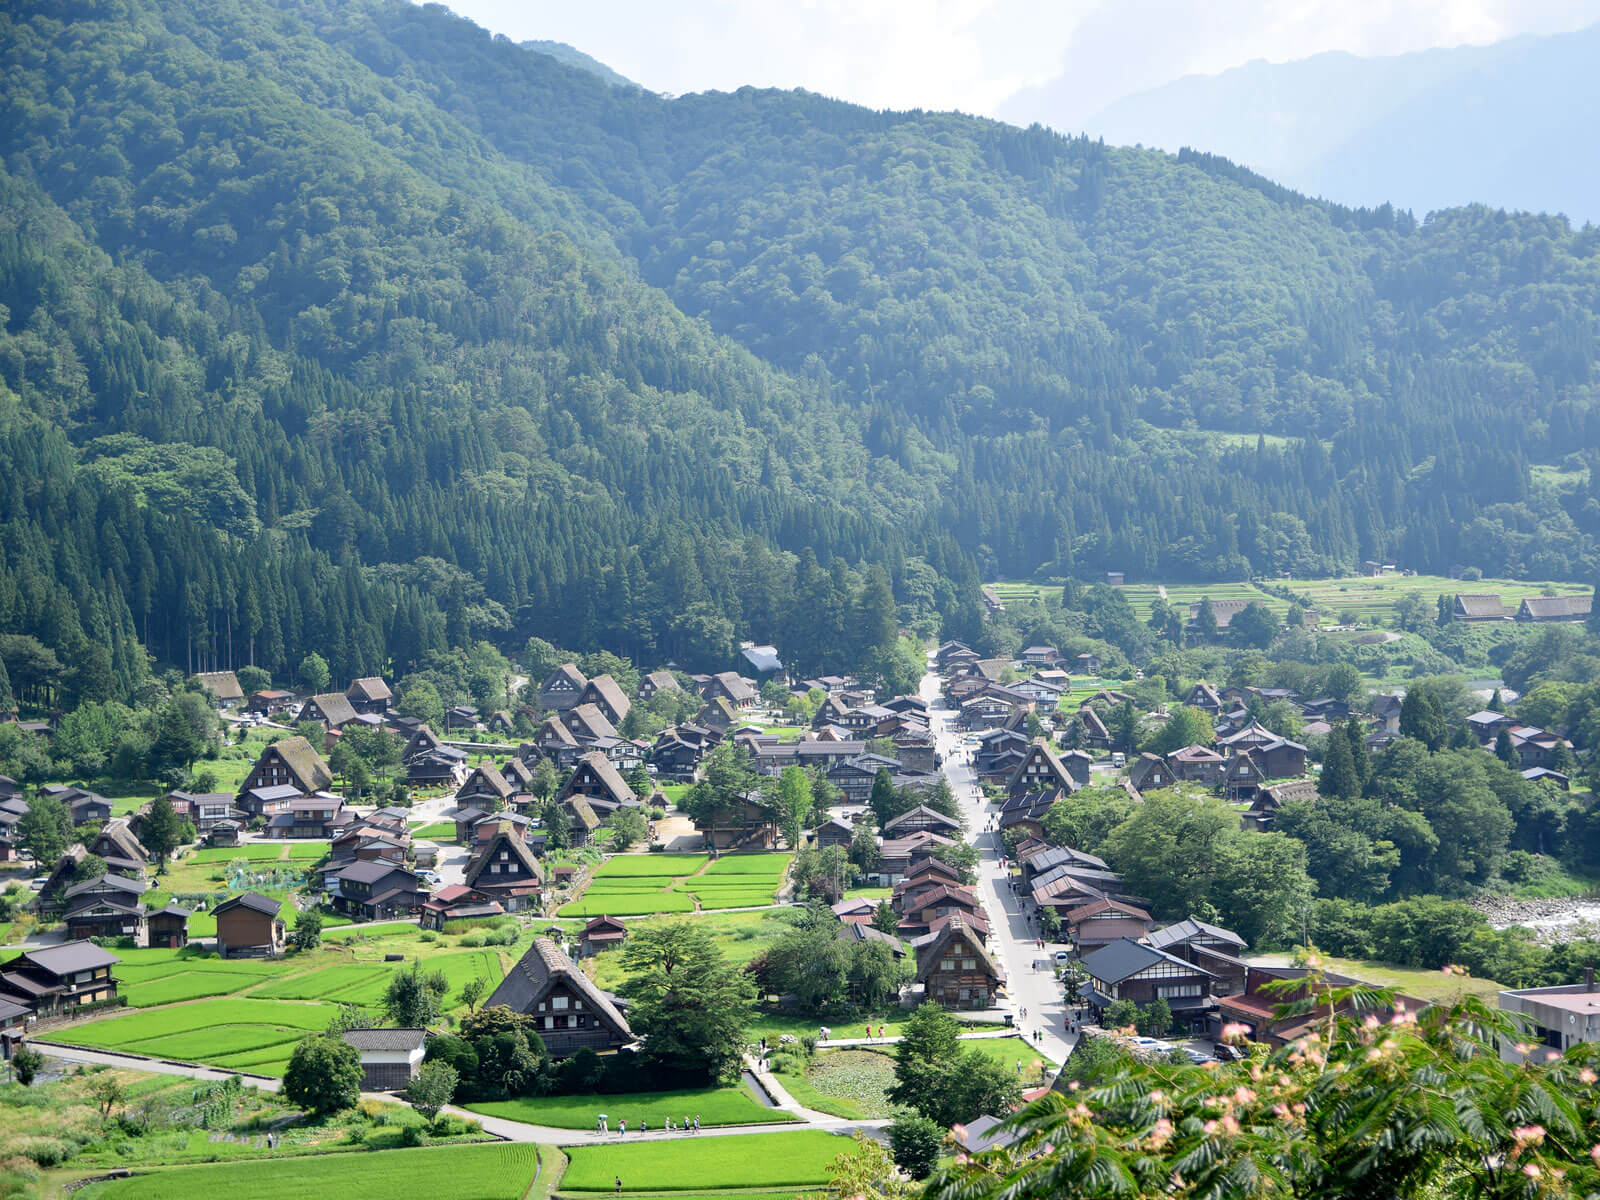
[1001,25,1600,224]
[519,39,638,90]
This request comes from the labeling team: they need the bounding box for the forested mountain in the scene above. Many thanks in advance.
[2,0,1599,699]
[1006,25,1600,225]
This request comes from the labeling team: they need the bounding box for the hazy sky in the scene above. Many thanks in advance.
[433,0,1600,118]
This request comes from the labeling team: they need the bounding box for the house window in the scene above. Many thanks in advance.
[940,958,955,971]
[552,995,568,1010]
[490,864,500,874]
[962,958,977,970]
[1157,983,1203,999]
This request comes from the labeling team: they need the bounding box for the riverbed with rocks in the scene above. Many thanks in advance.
[1471,895,1600,942]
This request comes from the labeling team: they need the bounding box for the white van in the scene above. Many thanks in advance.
[1111,751,1126,768]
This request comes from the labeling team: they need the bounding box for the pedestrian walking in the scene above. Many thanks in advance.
[640,1118,647,1135]
[616,1178,623,1196]
[598,1115,605,1134]
[694,1115,701,1133]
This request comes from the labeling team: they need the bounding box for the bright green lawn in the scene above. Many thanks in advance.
[562,1130,844,1190]
[411,821,458,840]
[559,893,695,917]
[84,1142,539,1200]
[593,855,708,878]
[700,854,790,877]
[468,1083,794,1129]
[64,998,338,1069]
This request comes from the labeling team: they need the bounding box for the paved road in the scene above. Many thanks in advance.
[919,666,1077,1067]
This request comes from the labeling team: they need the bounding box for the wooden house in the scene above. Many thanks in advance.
[703,671,759,708]
[1453,593,1509,622]
[1214,965,1425,1047]
[914,916,1002,1008]
[557,751,639,821]
[692,796,777,850]
[486,937,632,1058]
[88,819,149,876]
[539,664,589,711]
[456,764,514,812]
[0,942,120,1018]
[1126,752,1171,795]
[1006,738,1079,798]
[345,676,393,715]
[44,786,112,827]
[300,692,359,730]
[1517,595,1593,623]
[463,821,545,910]
[561,703,618,745]
[420,885,504,930]
[580,915,628,957]
[1063,897,1153,955]
[246,689,295,715]
[1184,682,1223,713]
[266,796,348,839]
[146,903,191,949]
[1078,937,1218,1033]
[562,796,601,847]
[1147,917,1248,996]
[577,675,631,726]
[330,861,424,922]
[213,892,286,959]
[1167,744,1226,786]
[696,697,740,731]
[812,817,857,850]
[62,874,149,942]
[237,736,333,802]
[195,671,244,709]
[881,804,962,839]
[342,1028,427,1091]
[1076,706,1112,750]
[639,670,680,700]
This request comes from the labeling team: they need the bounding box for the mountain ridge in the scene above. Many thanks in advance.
[0,0,1597,694]
[1002,24,1600,223]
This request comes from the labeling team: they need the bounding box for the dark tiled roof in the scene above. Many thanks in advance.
[213,891,283,917]
[11,940,120,976]
[342,1027,427,1052]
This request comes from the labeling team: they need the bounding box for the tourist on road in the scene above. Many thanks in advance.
[619,1119,627,1136]
[616,1178,623,1195]
[694,1115,701,1133]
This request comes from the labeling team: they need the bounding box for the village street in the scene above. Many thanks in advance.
[919,667,1077,1066]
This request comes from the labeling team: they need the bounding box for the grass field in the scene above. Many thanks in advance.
[562,1130,844,1191]
[1249,954,1505,1003]
[468,1083,794,1129]
[988,574,1591,629]
[85,1142,540,1200]
[594,855,708,878]
[563,854,789,916]
[64,998,339,1074]
[411,821,458,840]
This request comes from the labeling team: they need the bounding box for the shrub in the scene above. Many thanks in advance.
[419,930,438,942]
[458,931,486,948]
[400,1123,426,1147]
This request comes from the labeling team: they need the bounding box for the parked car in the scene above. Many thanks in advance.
[1184,1048,1217,1065]
[1053,949,1071,963]
[1111,751,1126,767]
[1213,1043,1247,1061]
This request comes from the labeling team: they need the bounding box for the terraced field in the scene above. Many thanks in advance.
[559,854,790,917]
[562,1130,843,1191]
[85,1142,541,1199]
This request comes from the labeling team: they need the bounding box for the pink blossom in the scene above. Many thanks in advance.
[1221,1022,1251,1044]
[1524,1164,1541,1178]
[1513,1125,1546,1147]
[1580,1068,1597,1084]
[1203,1120,1218,1134]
